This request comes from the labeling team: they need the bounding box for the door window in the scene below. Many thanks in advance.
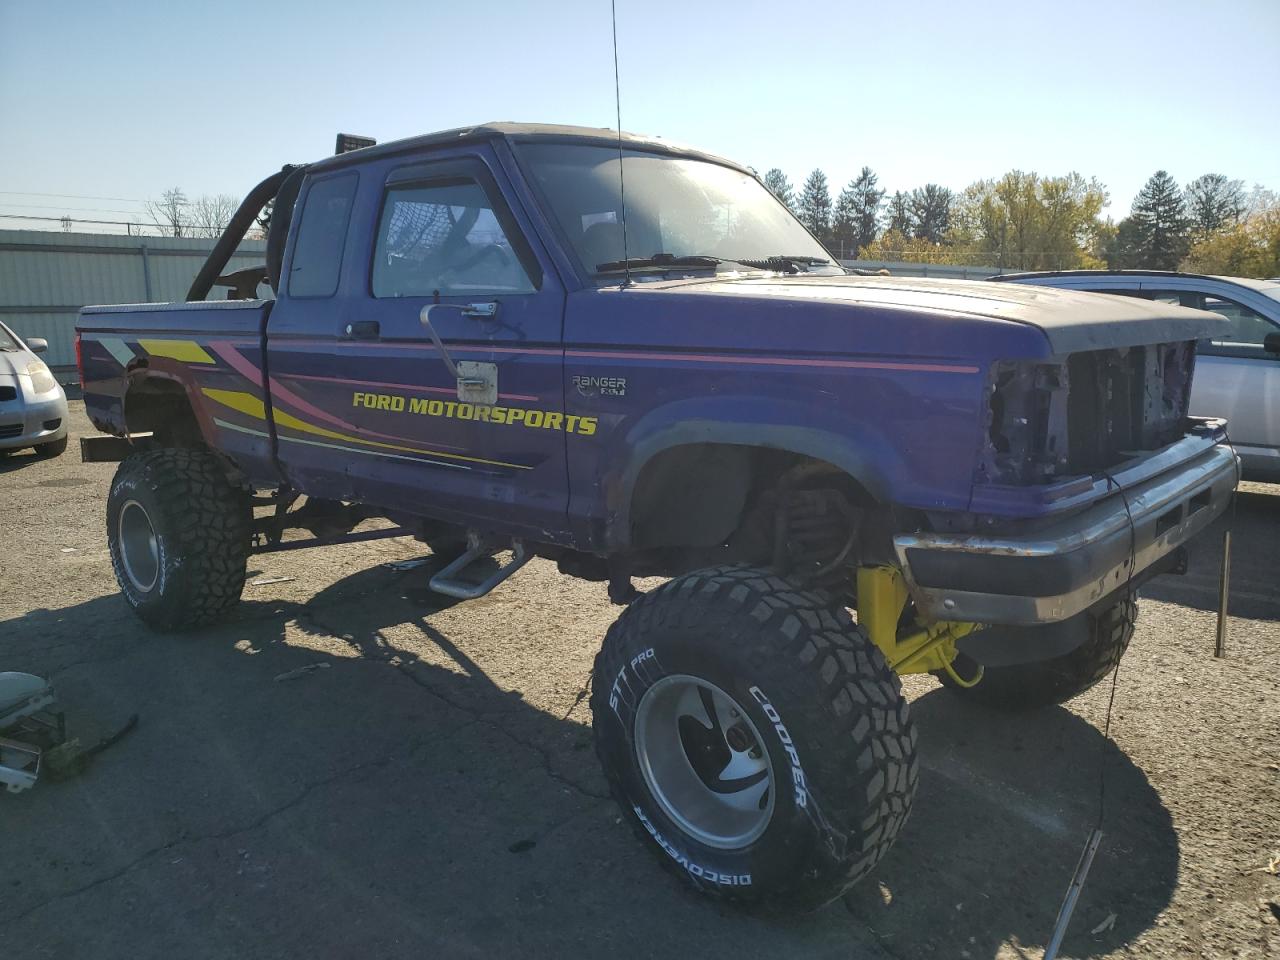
[1144,291,1201,307]
[372,180,535,297]
[1088,288,1198,307]
[1198,296,1278,357]
[289,173,358,298]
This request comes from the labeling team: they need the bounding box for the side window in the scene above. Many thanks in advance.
[1088,288,1151,300]
[1087,289,1198,307]
[289,173,358,298]
[1198,295,1279,357]
[372,179,535,297]
[1145,291,1200,307]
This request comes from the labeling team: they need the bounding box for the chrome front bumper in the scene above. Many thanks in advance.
[895,443,1238,625]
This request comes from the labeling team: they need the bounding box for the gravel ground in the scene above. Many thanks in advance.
[2,402,1277,959]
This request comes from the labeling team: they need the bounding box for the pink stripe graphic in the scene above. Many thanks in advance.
[207,341,465,452]
[272,338,976,374]
[565,349,979,375]
[271,339,563,357]
[210,340,264,386]
[282,371,539,403]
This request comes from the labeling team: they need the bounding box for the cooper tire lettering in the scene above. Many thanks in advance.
[749,685,808,809]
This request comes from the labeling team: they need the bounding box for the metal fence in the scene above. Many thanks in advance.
[838,259,1019,280]
[0,229,267,372]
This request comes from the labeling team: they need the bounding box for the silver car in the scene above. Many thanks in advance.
[992,271,1280,481]
[0,320,69,458]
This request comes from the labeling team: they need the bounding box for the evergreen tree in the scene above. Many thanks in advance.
[833,168,885,258]
[1127,170,1191,269]
[849,167,885,251]
[887,191,912,236]
[832,183,858,258]
[909,184,953,244]
[762,168,794,210]
[795,169,833,245]
[1105,217,1145,269]
[1185,173,1246,240]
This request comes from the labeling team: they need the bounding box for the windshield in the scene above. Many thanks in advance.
[517,143,837,277]
[0,322,22,352]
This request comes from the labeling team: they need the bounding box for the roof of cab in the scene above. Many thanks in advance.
[307,121,751,175]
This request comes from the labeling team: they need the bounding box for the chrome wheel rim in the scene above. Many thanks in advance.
[633,675,775,849]
[118,499,160,593]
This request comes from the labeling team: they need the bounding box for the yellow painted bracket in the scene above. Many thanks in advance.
[856,565,982,682]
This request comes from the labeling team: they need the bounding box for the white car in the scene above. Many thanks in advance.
[0,320,69,459]
[992,271,1280,482]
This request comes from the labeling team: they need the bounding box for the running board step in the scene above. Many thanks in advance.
[429,538,530,600]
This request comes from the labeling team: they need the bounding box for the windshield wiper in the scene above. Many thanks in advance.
[726,255,832,274]
[595,252,835,277]
[595,253,723,274]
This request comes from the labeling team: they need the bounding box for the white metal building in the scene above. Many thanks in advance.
[0,230,267,373]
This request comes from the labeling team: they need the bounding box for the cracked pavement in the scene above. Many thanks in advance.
[2,403,1277,959]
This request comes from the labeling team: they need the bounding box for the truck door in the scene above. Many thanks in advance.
[264,148,570,540]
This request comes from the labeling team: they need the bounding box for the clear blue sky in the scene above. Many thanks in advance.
[2,0,1278,230]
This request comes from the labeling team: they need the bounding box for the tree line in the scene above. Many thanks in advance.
[762,166,1280,278]
[145,188,247,239]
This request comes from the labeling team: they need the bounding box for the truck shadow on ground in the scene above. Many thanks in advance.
[1,558,1178,959]
[846,689,1178,958]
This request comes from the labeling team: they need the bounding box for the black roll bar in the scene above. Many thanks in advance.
[185,166,297,302]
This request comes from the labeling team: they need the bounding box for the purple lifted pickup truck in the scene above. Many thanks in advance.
[77,123,1237,910]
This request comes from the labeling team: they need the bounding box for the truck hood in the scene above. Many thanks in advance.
[662,274,1228,354]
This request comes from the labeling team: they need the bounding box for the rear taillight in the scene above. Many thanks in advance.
[75,333,84,387]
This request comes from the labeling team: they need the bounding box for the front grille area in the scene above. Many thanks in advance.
[0,423,23,439]
[1065,344,1193,473]
[979,341,1196,484]
[0,386,16,402]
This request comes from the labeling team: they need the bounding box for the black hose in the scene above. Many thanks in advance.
[185,166,295,302]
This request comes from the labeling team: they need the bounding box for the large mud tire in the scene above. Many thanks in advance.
[107,448,250,631]
[591,565,918,913]
[939,598,1137,710]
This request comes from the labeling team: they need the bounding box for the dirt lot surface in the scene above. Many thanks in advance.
[3,403,1278,959]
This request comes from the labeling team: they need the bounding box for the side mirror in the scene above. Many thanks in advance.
[26,338,47,354]
[1265,332,1280,355]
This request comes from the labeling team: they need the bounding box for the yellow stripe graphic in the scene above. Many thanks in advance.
[200,388,530,470]
[140,339,216,364]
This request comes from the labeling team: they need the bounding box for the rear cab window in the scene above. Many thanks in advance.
[289,173,359,298]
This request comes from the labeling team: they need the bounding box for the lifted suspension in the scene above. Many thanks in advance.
[856,565,983,687]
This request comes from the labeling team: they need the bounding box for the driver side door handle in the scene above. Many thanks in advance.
[344,320,380,340]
